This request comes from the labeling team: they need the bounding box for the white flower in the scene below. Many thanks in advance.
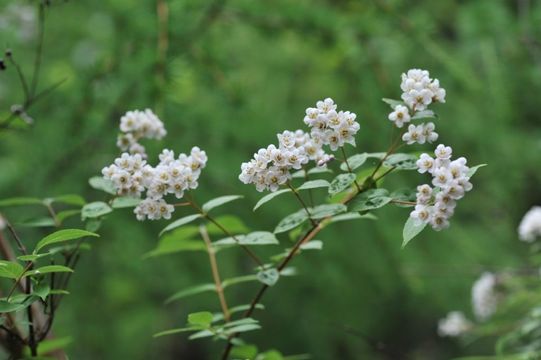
[435,144,453,160]
[416,184,433,205]
[388,105,411,128]
[402,124,426,145]
[416,153,435,174]
[472,272,498,321]
[134,198,174,221]
[422,122,439,143]
[410,204,432,225]
[400,69,446,111]
[116,109,167,155]
[316,98,337,113]
[438,312,472,337]
[518,206,541,242]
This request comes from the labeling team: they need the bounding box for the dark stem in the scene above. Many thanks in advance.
[29,2,46,99]
[286,182,316,226]
[25,274,38,357]
[340,147,361,191]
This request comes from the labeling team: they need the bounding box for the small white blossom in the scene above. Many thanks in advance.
[388,105,411,128]
[438,312,472,337]
[472,272,499,321]
[410,144,473,231]
[134,198,174,221]
[400,69,446,111]
[402,124,426,145]
[116,109,167,156]
[518,206,541,242]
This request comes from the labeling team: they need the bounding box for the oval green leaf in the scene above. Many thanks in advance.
[202,195,243,213]
[34,229,99,253]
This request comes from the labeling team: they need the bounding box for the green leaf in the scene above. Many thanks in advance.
[111,197,141,209]
[51,194,86,207]
[300,240,323,251]
[145,226,205,258]
[467,164,487,178]
[222,275,258,289]
[402,217,427,248]
[17,217,56,228]
[153,327,200,338]
[56,209,81,223]
[159,214,202,236]
[0,260,25,279]
[88,176,116,195]
[296,180,330,191]
[165,283,216,303]
[0,300,28,313]
[207,215,249,235]
[188,329,215,340]
[0,197,42,207]
[309,204,347,219]
[213,304,265,323]
[411,110,436,120]
[291,167,332,179]
[25,265,73,277]
[81,201,113,219]
[34,229,99,253]
[37,336,72,355]
[330,212,377,223]
[257,268,279,286]
[382,98,405,108]
[340,153,368,171]
[214,232,279,247]
[274,209,309,234]
[85,218,102,233]
[383,153,418,170]
[188,311,214,327]
[328,174,357,195]
[202,195,243,213]
[348,189,392,212]
[253,189,291,211]
[224,323,261,335]
[33,283,51,301]
[231,344,258,360]
[18,253,51,262]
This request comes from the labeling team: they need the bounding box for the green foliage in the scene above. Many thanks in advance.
[402,217,428,248]
[328,174,356,195]
[339,153,367,172]
[0,260,25,279]
[253,189,291,211]
[202,195,243,213]
[81,201,113,219]
[159,214,202,236]
[296,180,330,191]
[88,176,116,195]
[348,189,392,212]
[214,232,279,247]
[34,229,99,253]
[274,210,309,234]
[382,153,418,170]
[257,268,280,286]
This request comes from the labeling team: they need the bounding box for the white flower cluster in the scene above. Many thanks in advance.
[116,109,167,158]
[410,144,473,231]
[437,311,472,337]
[239,130,332,192]
[472,272,499,321]
[102,147,207,220]
[303,98,360,151]
[387,69,446,145]
[400,69,446,111]
[518,206,541,242]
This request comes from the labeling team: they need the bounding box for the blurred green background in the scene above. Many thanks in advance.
[1,0,541,359]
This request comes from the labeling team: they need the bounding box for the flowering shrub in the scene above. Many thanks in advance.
[436,206,541,358]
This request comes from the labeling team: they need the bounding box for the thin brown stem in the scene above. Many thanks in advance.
[340,147,361,192]
[200,225,231,322]
[390,200,416,206]
[186,194,265,268]
[286,182,316,226]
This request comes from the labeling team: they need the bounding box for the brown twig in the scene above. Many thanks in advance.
[200,225,231,322]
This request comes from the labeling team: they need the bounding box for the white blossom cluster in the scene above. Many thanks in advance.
[116,109,167,158]
[303,98,360,151]
[472,272,499,321]
[102,147,207,220]
[437,311,472,337]
[410,144,473,231]
[518,206,541,242]
[387,69,446,145]
[239,130,332,192]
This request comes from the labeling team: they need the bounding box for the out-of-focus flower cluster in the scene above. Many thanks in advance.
[102,147,207,221]
[116,109,167,158]
[0,3,36,42]
[410,144,473,231]
[438,311,472,337]
[518,206,541,242]
[303,98,360,151]
[438,272,499,338]
[387,69,446,145]
[239,130,332,192]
